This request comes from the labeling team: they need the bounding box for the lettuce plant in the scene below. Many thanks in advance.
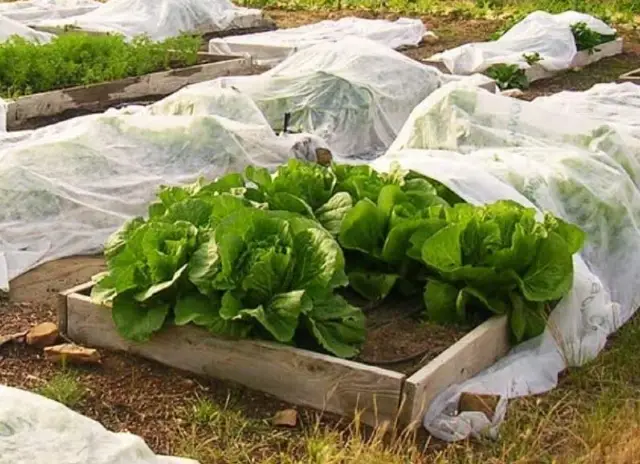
[92,172,365,358]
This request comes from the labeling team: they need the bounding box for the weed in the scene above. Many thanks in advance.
[571,21,617,53]
[486,63,530,90]
[36,371,85,407]
[522,51,541,65]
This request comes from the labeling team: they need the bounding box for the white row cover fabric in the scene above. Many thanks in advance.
[377,81,640,440]
[208,17,429,66]
[0,14,53,43]
[199,37,448,159]
[0,0,100,24]
[0,386,197,464]
[34,0,265,41]
[0,88,328,291]
[430,11,616,74]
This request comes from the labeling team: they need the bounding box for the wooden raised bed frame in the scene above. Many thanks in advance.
[423,37,624,85]
[5,53,254,131]
[58,282,510,429]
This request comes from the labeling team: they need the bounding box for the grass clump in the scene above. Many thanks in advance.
[0,33,200,98]
[36,371,86,407]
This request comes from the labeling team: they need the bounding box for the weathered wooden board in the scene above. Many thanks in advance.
[5,54,253,131]
[60,283,510,428]
[525,38,624,83]
[619,68,640,83]
[398,315,510,428]
[61,287,406,427]
[32,17,276,39]
[423,38,624,86]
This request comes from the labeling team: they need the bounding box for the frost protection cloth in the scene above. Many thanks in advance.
[0,0,100,24]
[0,14,53,43]
[209,17,428,66]
[34,0,265,41]
[430,11,615,74]
[0,386,198,464]
[0,88,328,291]
[203,37,445,159]
[380,82,640,440]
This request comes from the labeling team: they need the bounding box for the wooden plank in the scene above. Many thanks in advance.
[423,38,623,86]
[398,315,509,428]
[63,288,406,427]
[56,281,94,336]
[5,56,253,131]
[32,18,276,39]
[619,68,640,82]
[526,38,624,83]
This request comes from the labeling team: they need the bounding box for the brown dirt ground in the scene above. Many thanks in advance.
[1,11,639,461]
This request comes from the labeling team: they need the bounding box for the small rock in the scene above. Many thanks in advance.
[422,32,439,43]
[26,322,59,347]
[273,409,297,427]
[501,89,524,98]
[44,343,101,365]
[458,393,501,420]
[0,330,28,348]
[315,148,333,166]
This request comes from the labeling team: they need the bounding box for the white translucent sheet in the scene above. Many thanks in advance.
[378,81,640,440]
[199,37,446,159]
[208,17,428,66]
[0,88,328,291]
[34,0,265,41]
[0,386,197,464]
[430,11,615,74]
[0,14,53,43]
[0,0,100,24]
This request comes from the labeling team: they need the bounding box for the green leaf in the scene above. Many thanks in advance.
[134,264,188,302]
[237,291,310,342]
[90,272,117,305]
[188,238,220,295]
[516,232,574,301]
[305,293,366,358]
[268,192,315,217]
[314,192,353,235]
[291,228,344,291]
[174,293,221,326]
[348,271,398,301]
[544,214,585,254]
[459,287,508,315]
[160,199,213,227]
[406,219,448,260]
[423,280,460,323]
[245,166,273,190]
[174,293,251,338]
[510,293,527,342]
[111,295,169,342]
[377,184,407,221]
[338,199,385,255]
[421,224,464,272]
[104,217,145,259]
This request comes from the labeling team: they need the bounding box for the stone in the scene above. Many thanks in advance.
[0,330,28,347]
[44,343,101,365]
[458,392,501,420]
[273,409,297,427]
[26,322,59,347]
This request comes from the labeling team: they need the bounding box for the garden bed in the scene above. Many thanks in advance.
[4,52,254,130]
[58,282,509,428]
[525,38,624,83]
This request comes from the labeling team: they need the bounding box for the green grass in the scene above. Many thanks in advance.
[0,33,200,98]
[241,0,639,24]
[36,371,86,407]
